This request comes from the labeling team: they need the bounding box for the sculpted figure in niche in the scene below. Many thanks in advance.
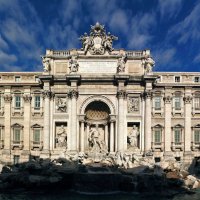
[56,125,67,148]
[56,98,67,112]
[128,125,139,148]
[69,56,79,73]
[42,57,50,72]
[117,54,127,73]
[88,128,107,153]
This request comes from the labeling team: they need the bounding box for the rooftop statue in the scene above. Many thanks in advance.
[79,22,118,55]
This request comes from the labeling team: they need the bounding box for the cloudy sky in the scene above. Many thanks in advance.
[0,0,200,72]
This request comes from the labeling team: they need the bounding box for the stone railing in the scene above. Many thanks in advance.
[51,50,71,56]
[30,141,43,151]
[11,140,23,150]
[151,142,164,152]
[126,51,144,57]
[191,142,200,151]
[171,142,184,151]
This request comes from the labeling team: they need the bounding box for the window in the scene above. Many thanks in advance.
[14,155,20,165]
[13,128,21,143]
[154,97,161,110]
[33,129,40,143]
[154,130,161,143]
[194,77,200,83]
[194,97,200,110]
[34,96,40,109]
[175,76,180,82]
[15,76,21,82]
[194,130,200,143]
[15,96,21,109]
[174,97,181,110]
[174,129,181,144]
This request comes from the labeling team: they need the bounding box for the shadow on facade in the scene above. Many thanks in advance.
[0,156,197,197]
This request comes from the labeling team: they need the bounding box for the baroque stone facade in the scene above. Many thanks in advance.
[0,23,200,165]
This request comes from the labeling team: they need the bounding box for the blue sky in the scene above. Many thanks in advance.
[0,0,200,72]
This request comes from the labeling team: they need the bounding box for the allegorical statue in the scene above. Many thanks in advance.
[69,56,79,73]
[42,57,50,72]
[128,125,139,148]
[117,54,127,73]
[143,57,155,74]
[88,127,107,153]
[79,33,93,54]
[56,125,67,148]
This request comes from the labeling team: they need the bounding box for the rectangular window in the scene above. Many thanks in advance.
[15,96,21,109]
[34,96,40,109]
[194,130,200,143]
[154,130,161,143]
[174,130,181,144]
[14,155,20,165]
[33,129,40,143]
[154,97,161,110]
[194,97,200,110]
[14,129,20,142]
[175,76,180,82]
[174,97,181,110]
[15,76,21,82]
[194,77,200,83]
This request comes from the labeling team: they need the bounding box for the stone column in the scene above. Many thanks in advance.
[110,120,115,152]
[42,90,52,154]
[144,91,152,152]
[184,94,192,161]
[117,90,126,152]
[86,123,90,150]
[80,120,85,152]
[3,91,12,161]
[105,124,108,146]
[23,93,31,153]
[69,89,78,152]
[164,96,172,154]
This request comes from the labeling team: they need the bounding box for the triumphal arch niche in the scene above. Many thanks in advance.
[38,21,156,162]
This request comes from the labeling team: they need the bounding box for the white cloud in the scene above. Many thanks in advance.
[167,2,200,44]
[0,34,9,50]
[0,51,17,63]
[158,0,183,18]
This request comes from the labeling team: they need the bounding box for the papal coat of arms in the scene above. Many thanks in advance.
[79,22,118,55]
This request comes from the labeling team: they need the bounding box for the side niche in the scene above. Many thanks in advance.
[55,122,67,149]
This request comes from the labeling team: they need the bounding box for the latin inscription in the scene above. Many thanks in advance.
[79,61,117,73]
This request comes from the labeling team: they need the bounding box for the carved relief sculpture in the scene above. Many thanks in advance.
[127,125,139,148]
[79,22,118,55]
[69,56,79,73]
[56,125,67,148]
[56,97,67,112]
[128,97,139,112]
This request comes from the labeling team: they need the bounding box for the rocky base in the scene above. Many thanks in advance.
[0,156,200,196]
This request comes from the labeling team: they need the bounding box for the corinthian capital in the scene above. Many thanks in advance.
[184,96,193,104]
[117,90,127,99]
[42,90,54,99]
[164,96,172,103]
[23,95,32,102]
[68,89,79,99]
[144,91,152,99]
[3,94,12,102]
